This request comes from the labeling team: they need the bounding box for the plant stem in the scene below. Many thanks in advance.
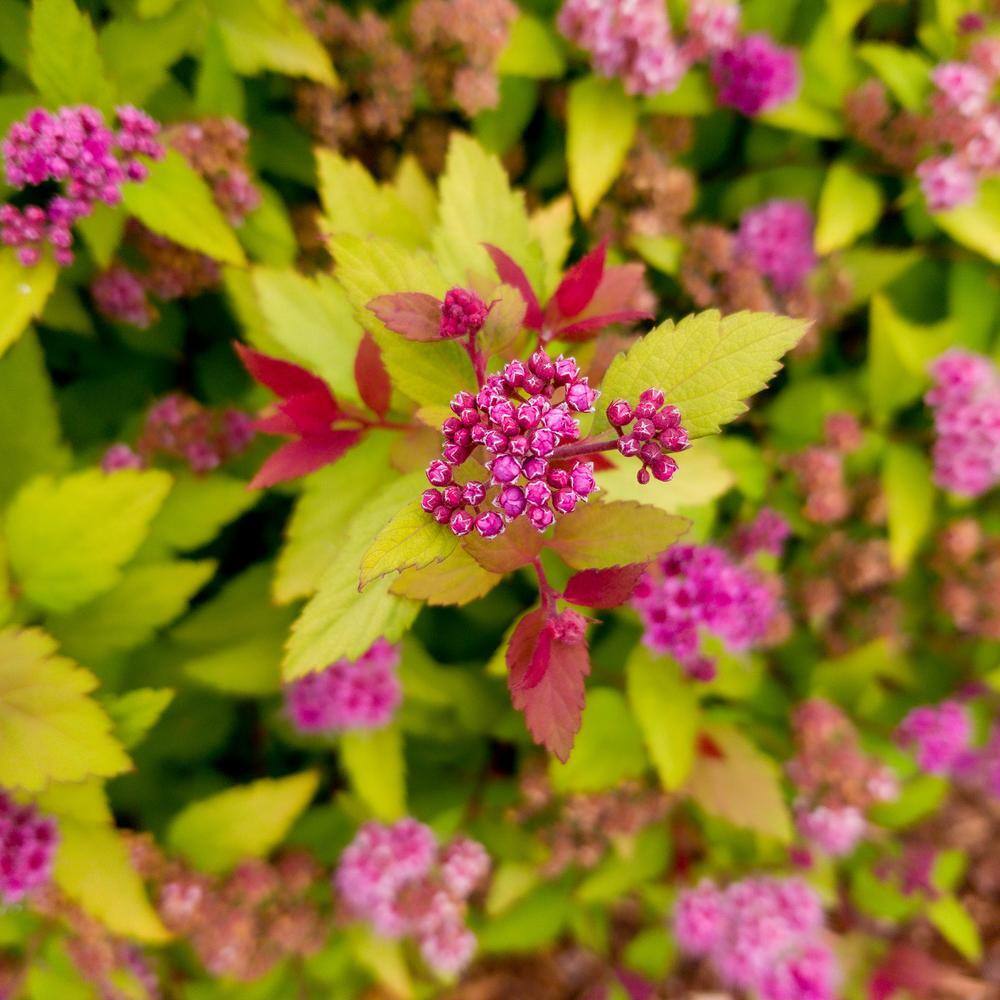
[550,435,620,461]
[532,556,557,613]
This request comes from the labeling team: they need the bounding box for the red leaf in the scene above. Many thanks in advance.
[249,430,362,489]
[588,262,647,315]
[697,733,725,759]
[484,244,544,329]
[253,411,298,437]
[277,389,341,435]
[557,309,654,341]
[354,332,391,418]
[367,292,442,342]
[506,609,591,762]
[553,239,606,320]
[869,946,944,1000]
[234,342,330,400]
[562,564,646,609]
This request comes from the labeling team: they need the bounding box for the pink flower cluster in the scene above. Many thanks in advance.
[954,723,1000,799]
[91,265,157,329]
[334,819,489,976]
[440,288,489,339]
[101,443,145,473]
[422,352,599,539]
[896,700,973,775]
[795,803,867,858]
[925,350,1000,498]
[606,389,690,484]
[674,877,838,1000]
[284,639,401,733]
[735,200,818,294]
[733,507,792,558]
[0,791,58,905]
[1,105,162,266]
[632,543,781,680]
[557,0,688,96]
[710,33,800,116]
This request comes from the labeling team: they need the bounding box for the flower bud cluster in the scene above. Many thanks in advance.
[732,507,792,558]
[632,542,782,680]
[1,105,162,266]
[422,352,599,538]
[335,819,489,976]
[674,877,838,1000]
[897,701,973,776]
[440,287,489,339]
[91,264,157,329]
[284,638,401,733]
[925,349,1000,498]
[710,33,800,116]
[0,790,58,905]
[734,199,817,294]
[931,519,1000,639]
[606,388,689,484]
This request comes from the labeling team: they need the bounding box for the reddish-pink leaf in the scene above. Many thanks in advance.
[277,389,340,435]
[869,947,945,1000]
[484,244,544,329]
[367,292,442,342]
[557,309,654,340]
[587,262,647,316]
[253,411,298,437]
[506,609,591,762]
[562,563,646,609]
[463,517,544,574]
[249,430,362,489]
[234,342,330,400]
[354,332,391,417]
[553,239,606,320]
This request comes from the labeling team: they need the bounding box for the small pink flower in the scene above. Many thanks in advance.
[0,791,58,904]
[674,880,726,954]
[932,62,991,117]
[917,155,977,211]
[796,804,867,857]
[735,199,817,293]
[897,701,973,775]
[712,34,800,116]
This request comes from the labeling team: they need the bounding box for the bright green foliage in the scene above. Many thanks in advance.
[934,179,1000,264]
[497,14,566,78]
[0,251,58,357]
[359,500,459,590]
[340,726,407,821]
[815,160,884,253]
[926,895,983,962]
[883,443,935,572]
[103,688,175,749]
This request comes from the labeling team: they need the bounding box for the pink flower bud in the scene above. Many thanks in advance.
[528,427,557,456]
[489,454,521,484]
[528,506,555,531]
[637,467,651,484]
[618,435,641,457]
[482,430,508,453]
[570,462,597,497]
[502,360,526,387]
[421,489,443,512]
[607,399,634,427]
[553,355,580,385]
[525,481,552,507]
[474,511,505,538]
[523,456,549,480]
[522,372,545,394]
[640,387,665,409]
[433,505,452,524]
[449,509,474,536]
[640,442,661,464]
[660,426,690,451]
[497,485,527,519]
[463,480,487,506]
[442,443,470,466]
[565,379,598,412]
[632,418,656,441]
[547,467,570,489]
[529,350,556,380]
[517,402,543,430]
[634,399,657,420]
[426,460,452,486]
[508,434,530,457]
[553,488,578,514]
[442,485,464,508]
[651,455,679,482]
[440,288,489,338]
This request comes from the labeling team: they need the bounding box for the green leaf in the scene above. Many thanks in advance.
[830,0,877,34]
[359,499,459,590]
[29,0,116,113]
[239,184,298,267]
[474,77,539,156]
[6,469,172,613]
[340,726,406,821]
[815,160,884,254]
[529,196,573,300]
[598,310,807,438]
[251,267,364,401]
[195,21,245,119]
[626,647,700,791]
[76,204,126,270]
[206,0,335,84]
[686,724,792,842]
[167,771,320,873]
[0,330,68,505]
[757,96,844,138]
[577,826,669,904]
[926,895,982,961]
[496,14,566,78]
[643,67,715,115]
[0,2,29,73]
[567,75,638,220]
[431,133,544,292]
[103,688,175,749]
[857,43,931,110]
[48,560,215,665]
[837,247,921,310]
[549,688,647,793]
[549,501,689,570]
[390,545,502,607]
[478,882,573,952]
[0,250,58,358]
[0,628,130,792]
[122,150,246,266]
[883,444,934,572]
[182,634,284,695]
[933,178,1000,264]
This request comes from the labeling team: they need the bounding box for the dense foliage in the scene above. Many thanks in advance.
[0,0,998,998]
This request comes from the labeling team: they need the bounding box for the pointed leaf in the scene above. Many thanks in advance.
[359,499,460,590]
[553,240,606,319]
[340,726,406,822]
[883,443,935,572]
[0,252,59,358]
[815,160,884,254]
[391,546,501,606]
[367,292,442,342]
[250,431,362,489]
[103,688,175,750]
[563,563,646,609]
[234,341,331,399]
[484,243,543,328]
[354,332,391,418]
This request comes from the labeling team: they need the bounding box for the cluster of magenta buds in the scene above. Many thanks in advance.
[421,351,599,538]
[439,288,490,339]
[606,389,690,484]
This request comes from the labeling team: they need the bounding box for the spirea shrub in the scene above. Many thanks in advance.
[0,1,998,997]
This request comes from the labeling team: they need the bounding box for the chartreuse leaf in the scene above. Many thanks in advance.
[390,545,502,606]
[577,826,669,905]
[168,771,320,873]
[37,780,168,942]
[831,0,877,34]
[122,150,245,266]
[686,724,792,842]
[239,183,298,266]
[815,161,884,254]
[496,13,566,78]
[934,178,1000,265]
[431,132,545,292]
[478,881,574,952]
[567,75,638,221]
[550,501,689,570]
[0,330,68,505]
[626,647,700,791]
[48,560,215,665]
[530,196,574,301]
[927,895,982,961]
[549,689,647,793]
[347,929,414,1000]
[316,151,426,247]
[0,3,29,74]
[5,469,172,613]
[195,21,245,118]
[103,688,175,749]
[340,725,406,821]
[251,267,364,401]
[883,444,935,572]
[598,310,807,438]
[205,0,334,84]
[857,43,931,110]
[29,0,116,113]
[0,629,130,792]
[0,251,58,358]
[360,499,459,590]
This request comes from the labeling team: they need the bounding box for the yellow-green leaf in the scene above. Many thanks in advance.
[0,250,58,358]
[883,443,935,572]
[390,545,502,606]
[927,895,982,961]
[496,14,566,78]
[340,725,406,821]
[815,160,884,254]
[359,499,459,590]
[934,178,1000,264]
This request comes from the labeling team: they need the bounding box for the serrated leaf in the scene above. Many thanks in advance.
[5,469,172,613]
[168,771,320,873]
[340,726,406,821]
[0,629,130,792]
[122,150,245,266]
[103,688,174,749]
[359,499,459,589]
[431,133,544,293]
[496,14,566,78]
[0,250,58,358]
[29,0,116,112]
[883,444,934,572]
[367,292,442,342]
[549,501,689,570]
[567,75,637,220]
[626,647,700,791]
[598,309,808,437]
[463,516,544,573]
[815,160,884,254]
[390,545,501,606]
[685,724,792,842]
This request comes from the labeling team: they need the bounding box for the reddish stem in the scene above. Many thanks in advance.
[532,557,557,614]
[550,435,620,462]
[466,332,487,387]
